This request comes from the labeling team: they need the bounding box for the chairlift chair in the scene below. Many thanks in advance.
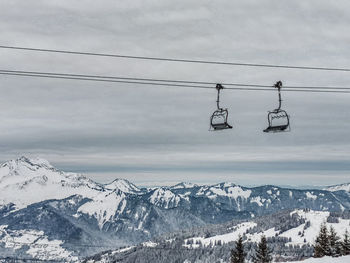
[263,81,290,133]
[210,84,233,131]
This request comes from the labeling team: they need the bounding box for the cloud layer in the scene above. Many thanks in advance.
[0,0,349,186]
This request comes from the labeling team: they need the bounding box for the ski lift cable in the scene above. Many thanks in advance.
[0,69,272,88]
[1,45,350,72]
[1,71,350,94]
[1,69,350,90]
[1,70,350,93]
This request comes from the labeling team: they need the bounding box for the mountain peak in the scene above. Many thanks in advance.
[104,178,141,194]
[1,156,54,174]
[18,156,53,168]
[0,156,104,209]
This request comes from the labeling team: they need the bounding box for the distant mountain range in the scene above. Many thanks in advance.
[0,157,349,261]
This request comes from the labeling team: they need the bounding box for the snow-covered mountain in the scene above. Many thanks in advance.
[0,157,349,262]
[0,156,134,209]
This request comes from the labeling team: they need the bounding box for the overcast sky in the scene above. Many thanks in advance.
[0,0,349,187]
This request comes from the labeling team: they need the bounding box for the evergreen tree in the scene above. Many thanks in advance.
[253,235,272,263]
[314,223,330,257]
[329,226,341,257]
[342,229,350,255]
[231,235,245,263]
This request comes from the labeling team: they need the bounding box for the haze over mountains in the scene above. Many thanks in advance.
[0,157,349,261]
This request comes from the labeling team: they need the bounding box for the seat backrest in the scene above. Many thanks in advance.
[268,110,289,127]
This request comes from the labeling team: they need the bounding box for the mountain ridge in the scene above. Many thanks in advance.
[0,156,349,261]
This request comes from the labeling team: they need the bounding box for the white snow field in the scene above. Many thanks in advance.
[287,255,350,262]
[0,226,78,261]
[184,210,350,248]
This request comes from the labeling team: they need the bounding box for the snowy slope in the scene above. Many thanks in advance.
[0,157,145,211]
[279,210,349,246]
[183,221,257,248]
[0,156,103,209]
[194,183,252,200]
[325,183,350,193]
[170,182,198,189]
[104,179,142,194]
[183,210,350,248]
[77,190,127,229]
[0,226,78,261]
[148,188,182,209]
[288,255,350,263]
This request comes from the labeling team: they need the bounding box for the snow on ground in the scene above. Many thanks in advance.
[209,186,252,200]
[250,196,264,207]
[104,179,141,194]
[149,188,181,208]
[183,222,257,248]
[246,227,279,243]
[0,157,104,209]
[325,183,350,192]
[287,255,350,263]
[0,157,142,230]
[305,192,318,200]
[77,190,127,229]
[142,241,158,247]
[26,236,78,261]
[0,157,141,213]
[0,225,78,261]
[84,246,136,263]
[194,184,252,201]
[171,182,198,189]
[280,210,350,246]
[183,210,350,249]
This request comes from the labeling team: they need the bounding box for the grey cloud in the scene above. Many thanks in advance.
[0,0,349,185]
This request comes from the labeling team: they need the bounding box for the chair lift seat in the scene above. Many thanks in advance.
[210,107,232,131]
[209,84,233,131]
[212,122,233,130]
[263,124,288,133]
[263,81,290,133]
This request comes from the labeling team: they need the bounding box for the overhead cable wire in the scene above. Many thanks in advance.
[1,45,350,72]
[1,72,349,94]
[0,71,216,90]
[0,69,273,88]
[1,70,350,94]
[2,69,350,90]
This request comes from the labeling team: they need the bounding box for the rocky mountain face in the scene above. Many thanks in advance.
[0,157,349,261]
